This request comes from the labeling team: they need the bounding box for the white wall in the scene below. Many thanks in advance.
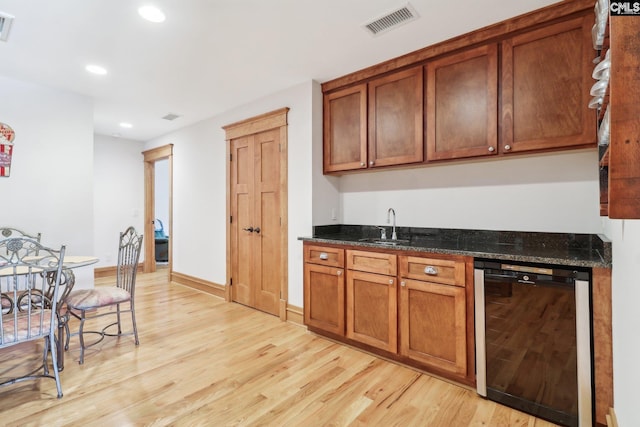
[93,134,145,270]
[0,75,95,287]
[338,149,602,233]
[145,80,315,306]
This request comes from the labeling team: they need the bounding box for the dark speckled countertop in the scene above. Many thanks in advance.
[299,225,611,269]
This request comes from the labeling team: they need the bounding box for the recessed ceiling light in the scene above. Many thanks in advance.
[119,122,133,129]
[138,5,166,23]
[86,64,107,75]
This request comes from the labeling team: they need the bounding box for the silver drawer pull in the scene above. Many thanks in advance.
[319,252,329,260]
[424,266,438,275]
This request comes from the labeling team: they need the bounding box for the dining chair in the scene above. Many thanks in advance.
[0,227,77,370]
[0,237,66,398]
[0,227,41,255]
[65,226,143,364]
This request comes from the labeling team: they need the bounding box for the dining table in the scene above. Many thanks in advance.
[0,254,99,371]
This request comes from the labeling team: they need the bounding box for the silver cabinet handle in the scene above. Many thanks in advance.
[319,252,328,260]
[488,146,495,152]
[369,161,374,166]
[360,162,365,167]
[389,279,394,285]
[337,270,342,276]
[504,144,511,151]
[401,281,406,287]
[424,266,438,275]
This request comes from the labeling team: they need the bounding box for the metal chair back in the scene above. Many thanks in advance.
[0,228,42,255]
[117,226,143,298]
[0,237,65,397]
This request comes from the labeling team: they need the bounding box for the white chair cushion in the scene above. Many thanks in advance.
[65,287,131,310]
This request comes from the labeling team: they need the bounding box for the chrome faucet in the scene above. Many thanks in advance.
[387,208,397,240]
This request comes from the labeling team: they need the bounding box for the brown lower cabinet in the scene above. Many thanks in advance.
[303,245,345,336]
[346,250,398,353]
[303,242,474,386]
[398,279,467,376]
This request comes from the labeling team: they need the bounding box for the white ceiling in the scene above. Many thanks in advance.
[0,0,558,141]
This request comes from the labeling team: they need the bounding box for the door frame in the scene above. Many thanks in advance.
[142,144,174,274]
[223,108,289,320]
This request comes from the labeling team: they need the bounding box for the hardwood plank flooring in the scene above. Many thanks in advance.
[0,268,558,426]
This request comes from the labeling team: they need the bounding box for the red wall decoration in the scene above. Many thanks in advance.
[0,123,15,177]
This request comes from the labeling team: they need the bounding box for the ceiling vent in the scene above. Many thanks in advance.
[162,113,181,121]
[363,3,419,36]
[0,12,15,42]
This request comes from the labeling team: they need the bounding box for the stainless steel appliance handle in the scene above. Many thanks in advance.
[474,268,487,397]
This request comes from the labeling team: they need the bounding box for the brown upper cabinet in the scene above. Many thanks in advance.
[321,0,597,175]
[368,67,423,168]
[501,16,595,154]
[323,67,423,173]
[426,44,498,160]
[323,84,367,173]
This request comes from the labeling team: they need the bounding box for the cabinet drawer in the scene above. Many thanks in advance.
[399,256,465,287]
[347,250,397,276]
[305,245,344,268]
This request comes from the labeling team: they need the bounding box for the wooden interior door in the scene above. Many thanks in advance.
[230,128,281,316]
[254,129,281,314]
[143,144,173,274]
[230,135,253,307]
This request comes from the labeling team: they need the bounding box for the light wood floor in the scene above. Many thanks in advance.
[0,268,558,426]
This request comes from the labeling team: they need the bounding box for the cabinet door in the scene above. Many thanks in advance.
[426,44,498,160]
[323,84,367,173]
[368,67,423,168]
[346,270,397,352]
[304,263,345,336]
[399,278,466,375]
[501,16,595,154]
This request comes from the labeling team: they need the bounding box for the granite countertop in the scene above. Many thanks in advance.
[299,225,612,269]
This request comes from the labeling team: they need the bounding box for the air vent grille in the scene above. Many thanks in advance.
[162,113,181,121]
[0,12,15,42]
[363,3,418,36]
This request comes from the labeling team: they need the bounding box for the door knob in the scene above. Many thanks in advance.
[254,227,261,234]
[242,227,254,232]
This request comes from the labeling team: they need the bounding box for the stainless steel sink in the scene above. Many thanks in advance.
[358,238,410,245]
